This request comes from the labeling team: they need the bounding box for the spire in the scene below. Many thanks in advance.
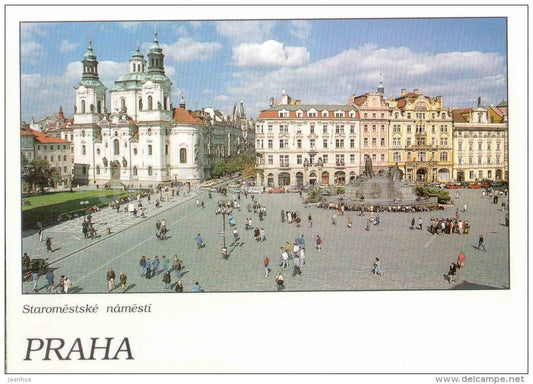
[377,72,384,94]
[147,27,165,75]
[82,37,100,80]
[58,105,64,120]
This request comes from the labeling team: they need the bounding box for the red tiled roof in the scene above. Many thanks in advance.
[173,108,203,124]
[452,109,471,123]
[21,127,71,143]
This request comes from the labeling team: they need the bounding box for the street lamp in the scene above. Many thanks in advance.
[220,206,231,259]
[80,200,89,219]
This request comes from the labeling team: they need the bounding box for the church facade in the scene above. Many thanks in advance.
[71,33,253,187]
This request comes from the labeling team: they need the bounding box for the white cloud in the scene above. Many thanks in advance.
[60,39,79,53]
[290,20,312,41]
[21,41,45,61]
[119,22,143,31]
[225,44,507,118]
[232,40,310,68]
[161,38,223,62]
[215,21,276,43]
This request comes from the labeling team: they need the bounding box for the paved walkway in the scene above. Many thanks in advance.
[21,187,509,293]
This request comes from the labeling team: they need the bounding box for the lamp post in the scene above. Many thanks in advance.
[80,200,89,219]
[220,207,231,258]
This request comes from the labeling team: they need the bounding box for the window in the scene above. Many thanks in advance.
[440,152,448,162]
[322,125,328,134]
[372,138,376,147]
[44,145,48,150]
[487,170,492,178]
[468,157,473,165]
[457,141,463,151]
[308,111,317,118]
[469,171,475,179]
[350,139,355,148]
[268,125,273,133]
[478,170,483,179]
[487,157,491,165]
[323,155,329,164]
[406,125,412,134]
[496,142,501,151]
[335,125,344,134]
[406,138,412,147]
[148,144,153,156]
[350,125,355,134]
[392,137,401,147]
[372,125,376,133]
[279,125,288,134]
[363,138,368,147]
[82,145,86,155]
[372,154,377,162]
[180,148,187,163]
[457,156,462,165]
[37,145,41,150]
[335,139,344,148]
[297,139,302,149]
[441,125,448,133]
[309,124,315,134]
[63,166,67,173]
[380,154,385,162]
[133,166,137,176]
[418,152,426,162]
[297,155,303,164]
[363,125,368,133]
[63,155,67,161]
[416,137,426,146]
[279,155,289,166]
[393,152,401,162]
[267,155,273,165]
[380,138,385,147]
[478,156,482,165]
[350,154,355,163]
[96,165,100,175]
[148,166,153,176]
[440,138,448,147]
[335,154,345,165]
[322,139,328,149]
[50,155,54,161]
[310,139,316,149]
[487,143,491,151]
[268,140,273,149]
[148,96,153,110]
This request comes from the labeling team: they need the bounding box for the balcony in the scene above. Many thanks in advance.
[335,162,346,169]
[280,163,291,169]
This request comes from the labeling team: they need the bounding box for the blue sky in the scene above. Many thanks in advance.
[20,17,507,123]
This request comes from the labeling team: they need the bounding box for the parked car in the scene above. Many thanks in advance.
[268,188,285,194]
[445,182,461,189]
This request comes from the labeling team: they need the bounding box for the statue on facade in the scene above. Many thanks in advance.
[363,154,373,179]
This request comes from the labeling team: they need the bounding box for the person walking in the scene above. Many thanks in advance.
[139,255,147,276]
[107,268,116,292]
[373,258,383,277]
[410,217,415,230]
[281,249,289,270]
[196,233,205,249]
[64,276,72,294]
[478,234,486,251]
[162,270,172,292]
[172,254,179,271]
[152,256,160,276]
[299,234,305,250]
[161,255,169,274]
[275,271,284,291]
[316,235,322,252]
[175,280,184,293]
[31,271,39,293]
[193,281,202,293]
[264,256,270,277]
[292,256,302,277]
[145,258,152,279]
[348,215,353,228]
[119,272,127,293]
[45,269,55,293]
[418,217,423,230]
[45,237,52,252]
[448,262,457,283]
[176,260,184,278]
[308,214,312,228]
[457,251,466,269]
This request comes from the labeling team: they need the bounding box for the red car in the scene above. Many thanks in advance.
[445,183,461,189]
[268,188,285,194]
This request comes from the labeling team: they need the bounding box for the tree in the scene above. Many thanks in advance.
[22,158,61,192]
[211,160,228,178]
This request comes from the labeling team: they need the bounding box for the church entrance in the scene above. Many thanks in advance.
[110,160,121,180]
[416,168,428,182]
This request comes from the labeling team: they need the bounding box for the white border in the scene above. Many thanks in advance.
[3,4,529,381]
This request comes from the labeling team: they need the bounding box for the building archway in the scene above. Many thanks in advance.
[309,171,317,185]
[296,172,304,186]
[278,172,290,187]
[267,173,274,187]
[495,169,502,180]
[334,171,346,185]
[321,171,330,185]
[416,168,428,182]
[349,171,356,183]
[457,171,465,183]
[438,168,450,182]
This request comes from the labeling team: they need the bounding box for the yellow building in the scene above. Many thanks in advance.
[386,89,453,182]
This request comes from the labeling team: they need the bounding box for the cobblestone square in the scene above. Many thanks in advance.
[21,187,509,294]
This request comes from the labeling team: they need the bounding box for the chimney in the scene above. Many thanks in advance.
[401,89,407,96]
[413,89,419,95]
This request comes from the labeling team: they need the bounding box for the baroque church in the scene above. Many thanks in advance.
[72,32,252,187]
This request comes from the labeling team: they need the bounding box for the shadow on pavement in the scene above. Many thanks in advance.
[125,283,136,292]
[450,281,505,290]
